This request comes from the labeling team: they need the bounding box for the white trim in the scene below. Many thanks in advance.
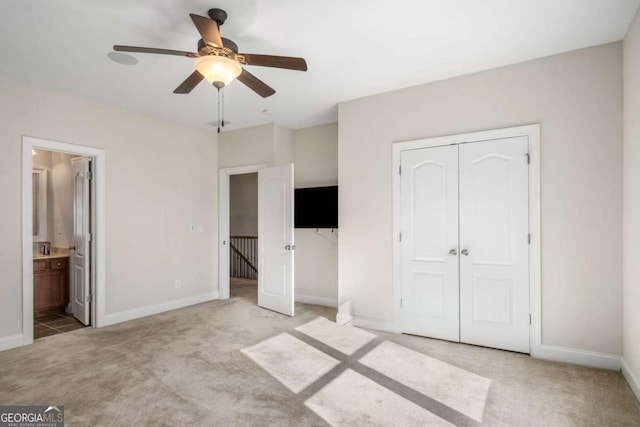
[336,313,353,326]
[535,344,621,371]
[0,334,24,352]
[351,316,396,333]
[218,164,267,300]
[22,136,106,348]
[392,124,542,349]
[101,292,219,327]
[295,294,338,307]
[622,358,640,401]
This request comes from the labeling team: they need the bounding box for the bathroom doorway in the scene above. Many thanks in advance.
[31,149,92,339]
[22,136,106,347]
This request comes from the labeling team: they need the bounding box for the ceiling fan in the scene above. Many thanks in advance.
[113,8,308,98]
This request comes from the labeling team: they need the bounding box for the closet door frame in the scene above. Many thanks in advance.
[392,124,541,356]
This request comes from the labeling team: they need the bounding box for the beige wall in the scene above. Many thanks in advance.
[274,124,295,165]
[293,123,339,305]
[218,124,274,168]
[0,75,219,342]
[230,173,258,236]
[219,122,339,304]
[50,151,74,248]
[218,123,294,169]
[294,123,339,188]
[623,9,640,391]
[339,43,623,355]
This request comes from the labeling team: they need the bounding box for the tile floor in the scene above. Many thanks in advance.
[34,313,87,339]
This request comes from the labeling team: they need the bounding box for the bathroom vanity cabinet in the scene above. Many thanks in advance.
[33,257,69,318]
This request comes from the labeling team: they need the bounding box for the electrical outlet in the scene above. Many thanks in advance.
[175,279,182,289]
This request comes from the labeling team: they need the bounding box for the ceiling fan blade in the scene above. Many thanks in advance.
[236,69,276,98]
[238,54,307,71]
[190,14,224,48]
[114,45,198,58]
[174,70,204,94]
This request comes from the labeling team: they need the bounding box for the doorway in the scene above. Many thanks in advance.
[31,149,92,339]
[229,172,259,303]
[219,163,296,316]
[22,136,106,347]
[392,125,542,355]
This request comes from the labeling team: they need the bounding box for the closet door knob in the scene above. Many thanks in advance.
[449,249,457,255]
[461,249,469,256]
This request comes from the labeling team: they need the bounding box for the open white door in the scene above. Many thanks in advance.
[71,157,91,325]
[258,163,295,316]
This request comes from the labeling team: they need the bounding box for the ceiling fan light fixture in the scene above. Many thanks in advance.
[195,55,242,88]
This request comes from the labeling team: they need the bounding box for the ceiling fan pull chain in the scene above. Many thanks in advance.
[222,88,225,128]
[217,87,221,134]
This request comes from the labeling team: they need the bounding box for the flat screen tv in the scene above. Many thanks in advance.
[294,186,338,229]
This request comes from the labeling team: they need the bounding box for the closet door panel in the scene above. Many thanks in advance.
[400,145,460,342]
[459,137,530,353]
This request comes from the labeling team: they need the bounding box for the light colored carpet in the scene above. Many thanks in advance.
[295,316,375,355]
[305,369,453,427]
[359,340,491,422]
[0,278,638,426]
[241,332,340,393]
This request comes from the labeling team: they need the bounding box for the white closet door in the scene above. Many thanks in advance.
[459,137,529,353]
[400,146,460,342]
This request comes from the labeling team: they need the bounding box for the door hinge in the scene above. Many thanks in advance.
[399,232,402,242]
[525,153,530,164]
[529,314,532,325]
[87,294,93,303]
[528,233,531,245]
[87,233,92,242]
[400,298,403,308]
[399,165,402,175]
[86,170,93,180]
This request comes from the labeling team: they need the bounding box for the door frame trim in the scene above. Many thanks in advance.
[218,164,267,299]
[392,124,541,355]
[22,136,106,346]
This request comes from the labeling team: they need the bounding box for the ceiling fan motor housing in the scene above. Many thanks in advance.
[207,8,228,26]
[198,38,238,54]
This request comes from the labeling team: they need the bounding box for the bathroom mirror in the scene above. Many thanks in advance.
[33,168,47,242]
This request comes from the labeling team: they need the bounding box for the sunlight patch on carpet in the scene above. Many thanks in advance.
[295,317,376,355]
[305,368,453,426]
[241,333,340,393]
[359,341,491,422]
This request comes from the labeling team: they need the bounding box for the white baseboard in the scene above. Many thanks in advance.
[621,358,640,401]
[101,291,219,327]
[533,344,621,370]
[351,315,396,333]
[295,294,338,307]
[0,334,24,352]
[336,312,353,325]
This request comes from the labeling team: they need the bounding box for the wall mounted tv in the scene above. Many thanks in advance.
[294,186,338,229]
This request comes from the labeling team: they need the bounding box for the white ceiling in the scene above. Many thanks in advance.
[0,0,638,132]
